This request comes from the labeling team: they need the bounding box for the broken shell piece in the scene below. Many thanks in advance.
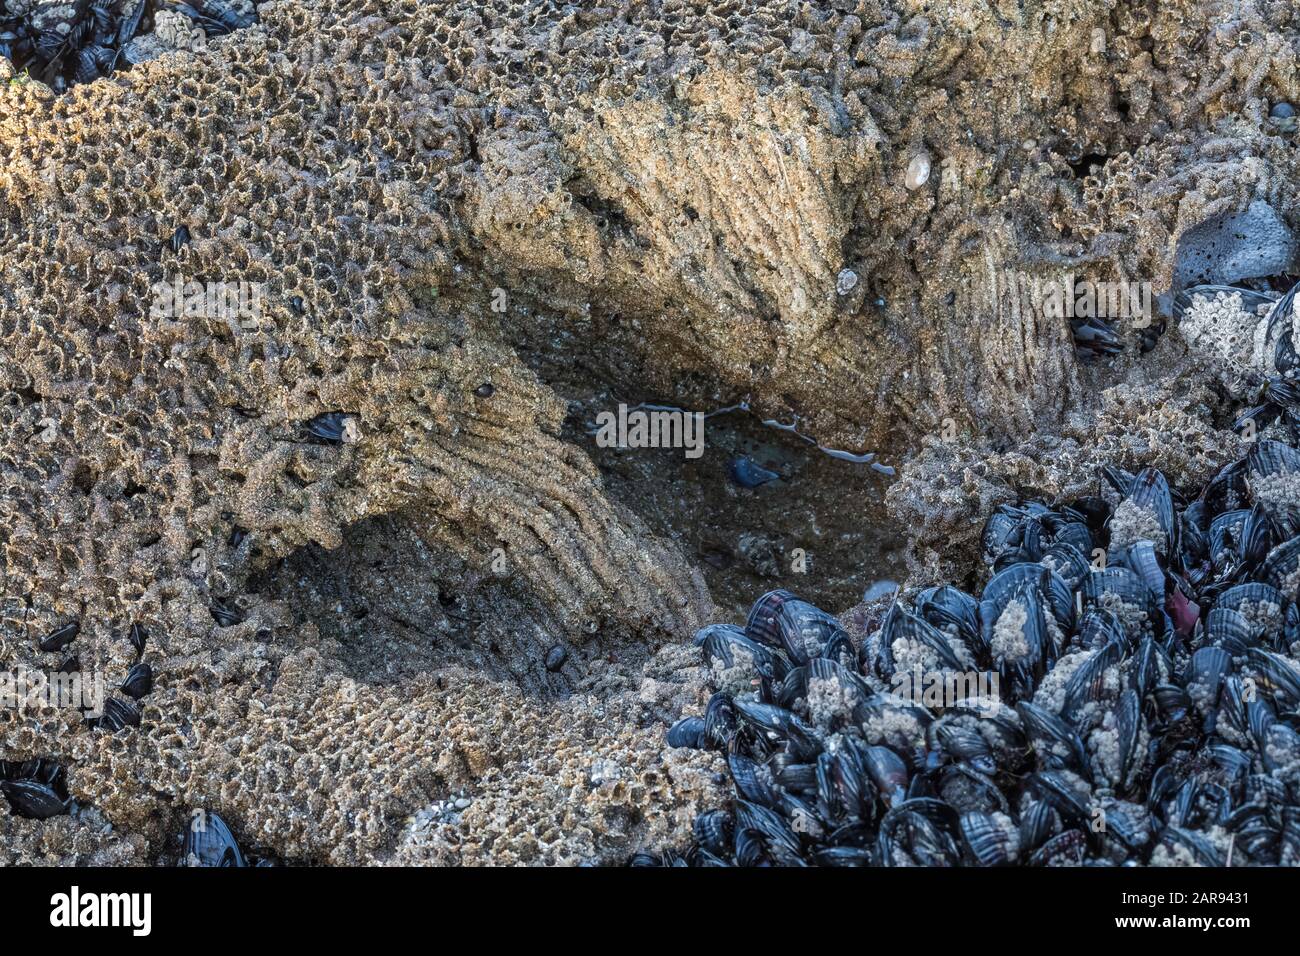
[905,152,932,190]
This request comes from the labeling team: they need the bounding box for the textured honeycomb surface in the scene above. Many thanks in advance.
[1,0,1299,863]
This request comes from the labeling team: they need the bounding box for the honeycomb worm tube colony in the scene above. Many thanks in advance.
[0,0,1299,874]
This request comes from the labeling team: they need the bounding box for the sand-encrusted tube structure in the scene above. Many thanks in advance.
[2,0,1300,863]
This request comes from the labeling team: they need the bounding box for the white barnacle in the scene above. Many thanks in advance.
[1107,499,1166,553]
[1177,289,1266,387]
[990,599,1030,663]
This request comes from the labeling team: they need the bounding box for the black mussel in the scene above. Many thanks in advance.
[693,623,743,647]
[693,810,733,856]
[1157,825,1224,866]
[1071,316,1122,359]
[1027,771,1091,826]
[734,800,804,866]
[167,225,191,254]
[39,621,79,652]
[0,779,71,820]
[876,798,961,867]
[666,716,706,749]
[1029,829,1086,866]
[121,662,153,699]
[544,645,566,671]
[745,589,795,649]
[915,585,979,645]
[1018,799,1060,854]
[729,456,780,488]
[1245,647,1300,705]
[96,696,140,733]
[128,622,148,656]
[303,411,353,444]
[182,811,246,867]
[701,627,780,685]
[733,699,820,761]
[0,760,71,820]
[1060,639,1123,723]
[1246,441,1300,534]
[1260,535,1300,596]
[1105,466,1177,554]
[862,745,909,805]
[701,692,736,750]
[959,811,1018,866]
[774,599,844,665]
[1017,702,1089,776]
[210,601,245,627]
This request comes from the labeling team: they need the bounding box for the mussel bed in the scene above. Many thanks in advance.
[642,440,1300,866]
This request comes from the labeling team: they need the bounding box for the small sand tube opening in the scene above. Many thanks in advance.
[0,0,257,92]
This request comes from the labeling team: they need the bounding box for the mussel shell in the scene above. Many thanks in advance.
[775,599,844,665]
[128,622,148,656]
[1158,824,1224,866]
[692,809,733,856]
[0,779,71,819]
[692,623,744,647]
[1110,540,1166,599]
[1016,703,1089,776]
[666,716,706,749]
[1028,828,1087,866]
[876,797,961,867]
[210,601,245,627]
[96,696,140,733]
[915,585,980,644]
[1027,771,1090,824]
[734,799,804,866]
[1245,647,1300,705]
[1259,535,1300,596]
[1202,607,1253,657]
[959,811,1017,866]
[1100,798,1152,852]
[120,662,153,699]
[745,589,795,649]
[305,411,348,444]
[1017,798,1060,853]
[702,692,736,749]
[1113,688,1141,792]
[881,602,966,675]
[1040,542,1090,588]
[733,699,820,761]
[701,628,779,679]
[39,621,79,652]
[861,745,909,804]
[727,752,779,809]
[182,811,246,867]
[981,563,1075,646]
[1060,640,1123,723]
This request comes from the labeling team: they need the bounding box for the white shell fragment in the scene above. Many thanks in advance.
[905,152,932,190]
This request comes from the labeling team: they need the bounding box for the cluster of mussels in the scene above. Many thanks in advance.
[0,0,253,93]
[642,445,1300,865]
[35,620,153,741]
[1,620,153,820]
[1,758,73,819]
